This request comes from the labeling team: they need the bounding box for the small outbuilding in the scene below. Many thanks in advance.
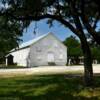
[6,32,67,67]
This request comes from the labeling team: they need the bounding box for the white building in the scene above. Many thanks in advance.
[6,32,67,67]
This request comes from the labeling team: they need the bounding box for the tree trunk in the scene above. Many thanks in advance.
[80,37,93,86]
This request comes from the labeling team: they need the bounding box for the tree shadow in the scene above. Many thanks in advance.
[0,75,100,100]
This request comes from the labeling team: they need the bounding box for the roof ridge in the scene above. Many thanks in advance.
[19,32,51,47]
[10,32,52,52]
[20,33,49,45]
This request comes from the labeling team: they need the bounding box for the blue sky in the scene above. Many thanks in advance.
[22,19,75,42]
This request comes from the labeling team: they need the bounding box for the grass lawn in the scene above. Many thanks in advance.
[0,74,100,100]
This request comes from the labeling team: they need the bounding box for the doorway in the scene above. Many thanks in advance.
[47,52,55,65]
[6,54,14,65]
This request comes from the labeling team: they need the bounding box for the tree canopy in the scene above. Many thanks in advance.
[64,35,100,64]
[91,47,100,63]
[0,0,99,44]
[0,16,22,59]
[64,36,82,57]
[63,36,83,65]
[0,0,99,86]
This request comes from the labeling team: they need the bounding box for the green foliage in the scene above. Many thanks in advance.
[0,0,99,85]
[64,35,100,64]
[0,0,99,32]
[64,36,79,48]
[91,47,100,63]
[0,16,23,58]
[63,36,82,64]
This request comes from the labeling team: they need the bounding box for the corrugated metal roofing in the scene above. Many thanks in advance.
[10,32,51,52]
[19,33,49,49]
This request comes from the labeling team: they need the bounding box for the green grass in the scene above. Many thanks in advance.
[0,75,100,100]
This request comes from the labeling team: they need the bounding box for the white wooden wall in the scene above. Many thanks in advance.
[10,48,30,66]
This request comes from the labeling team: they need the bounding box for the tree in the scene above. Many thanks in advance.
[0,0,100,86]
[0,16,23,62]
[86,35,100,63]
[91,47,100,63]
[64,35,100,65]
[63,36,82,65]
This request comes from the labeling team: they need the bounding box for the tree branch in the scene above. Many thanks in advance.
[78,0,100,45]
[0,11,79,36]
[80,15,100,45]
[70,0,86,39]
[93,13,100,29]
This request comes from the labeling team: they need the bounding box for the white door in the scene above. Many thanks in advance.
[47,53,54,62]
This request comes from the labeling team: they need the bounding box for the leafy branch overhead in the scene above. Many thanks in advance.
[0,16,23,57]
[0,0,100,86]
[0,0,99,44]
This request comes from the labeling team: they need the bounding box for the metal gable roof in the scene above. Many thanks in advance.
[10,32,51,52]
[19,33,49,49]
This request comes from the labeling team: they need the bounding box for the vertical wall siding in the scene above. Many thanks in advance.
[9,33,67,67]
[11,48,30,66]
[29,34,67,67]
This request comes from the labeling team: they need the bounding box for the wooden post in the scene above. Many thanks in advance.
[6,57,8,66]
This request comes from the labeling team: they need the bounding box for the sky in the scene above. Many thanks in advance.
[22,19,100,43]
[0,2,100,43]
[22,19,75,42]
[0,2,74,42]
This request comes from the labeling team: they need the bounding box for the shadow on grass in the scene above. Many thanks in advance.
[0,75,100,100]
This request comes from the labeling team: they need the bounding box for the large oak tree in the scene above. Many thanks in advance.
[0,16,22,60]
[0,0,100,86]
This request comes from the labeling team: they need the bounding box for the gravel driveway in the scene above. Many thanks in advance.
[0,65,100,77]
